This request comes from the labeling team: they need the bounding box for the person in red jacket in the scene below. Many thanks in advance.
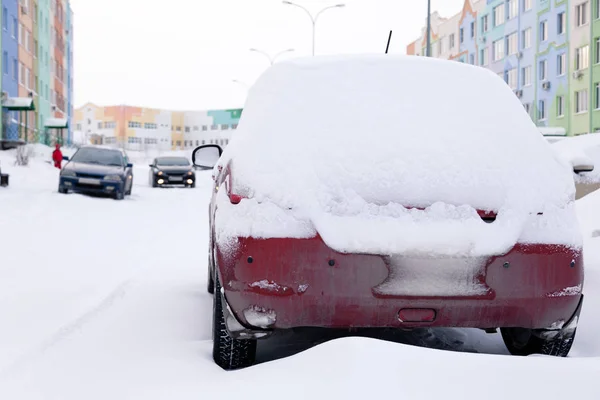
[52,143,63,169]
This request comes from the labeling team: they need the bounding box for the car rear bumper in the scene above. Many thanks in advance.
[216,237,584,336]
[60,177,123,195]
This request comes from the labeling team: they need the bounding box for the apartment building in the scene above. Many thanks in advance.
[408,0,600,136]
[74,103,241,151]
[1,0,73,145]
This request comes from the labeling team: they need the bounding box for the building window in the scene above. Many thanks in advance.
[193,126,199,131]
[481,15,489,33]
[176,126,181,131]
[577,2,588,27]
[470,21,475,38]
[539,60,547,80]
[185,126,190,133]
[12,17,17,38]
[524,103,531,115]
[557,96,565,117]
[202,140,206,145]
[576,45,589,70]
[508,0,518,19]
[97,122,102,129]
[522,28,532,49]
[469,53,475,64]
[494,4,505,27]
[596,38,600,64]
[506,68,518,89]
[232,124,238,129]
[557,12,566,35]
[128,121,142,128]
[576,90,589,113]
[540,21,548,41]
[493,39,505,61]
[202,125,208,131]
[480,48,489,66]
[557,53,566,76]
[538,100,546,121]
[506,32,518,55]
[596,83,600,109]
[523,0,532,11]
[2,52,7,75]
[522,66,532,86]
[2,7,7,30]
[221,124,230,130]
[211,124,218,130]
[459,27,464,43]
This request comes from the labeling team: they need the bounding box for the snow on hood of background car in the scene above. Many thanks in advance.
[216,55,580,257]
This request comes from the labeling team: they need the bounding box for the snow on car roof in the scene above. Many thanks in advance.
[216,55,579,256]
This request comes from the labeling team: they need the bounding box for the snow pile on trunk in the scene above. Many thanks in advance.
[217,55,577,256]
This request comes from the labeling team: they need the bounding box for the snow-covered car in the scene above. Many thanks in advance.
[59,146,134,200]
[148,156,196,188]
[193,55,585,370]
[548,133,600,200]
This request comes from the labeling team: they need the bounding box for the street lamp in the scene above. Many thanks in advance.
[426,0,431,57]
[232,79,250,91]
[249,48,295,66]
[282,1,345,56]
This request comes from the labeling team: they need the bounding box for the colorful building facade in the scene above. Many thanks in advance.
[407,0,600,136]
[0,0,73,144]
[73,103,242,151]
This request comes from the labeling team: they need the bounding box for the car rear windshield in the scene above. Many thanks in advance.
[156,157,190,166]
[71,148,124,166]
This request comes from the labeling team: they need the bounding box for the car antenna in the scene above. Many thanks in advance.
[385,30,392,54]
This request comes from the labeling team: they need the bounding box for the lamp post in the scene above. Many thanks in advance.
[282,1,345,56]
[426,0,431,57]
[249,48,295,66]
[232,79,249,88]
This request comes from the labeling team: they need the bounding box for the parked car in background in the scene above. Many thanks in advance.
[194,55,586,370]
[58,146,134,200]
[149,156,196,188]
[548,133,600,200]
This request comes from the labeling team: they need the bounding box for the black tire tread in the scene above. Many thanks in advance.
[212,276,256,370]
[501,327,576,357]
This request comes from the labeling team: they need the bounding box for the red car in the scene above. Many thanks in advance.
[193,55,585,370]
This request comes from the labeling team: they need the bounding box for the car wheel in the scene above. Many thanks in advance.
[126,180,132,196]
[501,327,577,357]
[212,276,257,370]
[207,264,215,294]
[114,190,125,200]
[58,185,68,194]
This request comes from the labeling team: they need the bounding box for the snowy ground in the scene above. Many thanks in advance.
[0,146,599,399]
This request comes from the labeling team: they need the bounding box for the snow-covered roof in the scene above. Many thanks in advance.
[2,97,35,110]
[216,55,579,257]
[44,118,69,128]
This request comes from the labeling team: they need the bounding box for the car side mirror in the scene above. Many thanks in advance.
[192,144,222,169]
[127,163,133,168]
[574,163,594,174]
[149,164,154,168]
[62,156,69,161]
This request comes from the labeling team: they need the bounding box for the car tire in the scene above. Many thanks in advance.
[58,185,68,194]
[114,190,125,200]
[212,276,257,370]
[500,327,577,357]
[126,180,132,196]
[207,264,215,294]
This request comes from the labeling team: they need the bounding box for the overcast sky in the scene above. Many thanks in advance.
[70,0,464,111]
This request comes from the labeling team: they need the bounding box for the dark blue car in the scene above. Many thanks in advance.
[58,146,134,200]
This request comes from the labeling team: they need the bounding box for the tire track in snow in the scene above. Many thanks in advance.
[0,279,134,381]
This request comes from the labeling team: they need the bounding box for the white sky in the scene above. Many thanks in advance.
[70,0,464,110]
